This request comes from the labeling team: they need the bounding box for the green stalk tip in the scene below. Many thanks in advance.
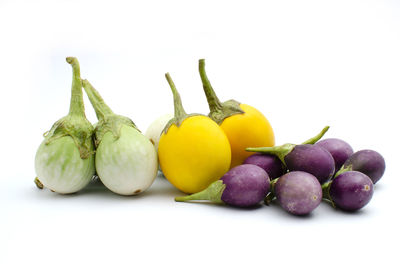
[165,72,187,120]
[302,126,330,145]
[198,59,223,112]
[174,180,226,204]
[175,196,189,202]
[82,79,114,120]
[34,177,44,189]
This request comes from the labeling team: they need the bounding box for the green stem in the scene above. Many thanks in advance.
[198,59,223,113]
[66,57,85,117]
[34,177,43,189]
[246,143,295,165]
[165,73,187,120]
[301,126,330,145]
[82,79,114,120]
[321,180,336,208]
[321,181,331,199]
[264,178,279,205]
[175,180,226,204]
[332,164,352,179]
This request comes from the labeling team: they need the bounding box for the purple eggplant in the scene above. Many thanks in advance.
[243,153,285,179]
[175,164,270,207]
[322,171,374,211]
[247,126,335,183]
[316,138,353,172]
[342,149,385,184]
[271,171,322,215]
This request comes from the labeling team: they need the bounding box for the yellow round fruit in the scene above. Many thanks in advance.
[158,115,231,194]
[220,103,274,168]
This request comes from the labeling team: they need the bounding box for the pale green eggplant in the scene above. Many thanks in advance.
[82,80,158,195]
[34,57,95,194]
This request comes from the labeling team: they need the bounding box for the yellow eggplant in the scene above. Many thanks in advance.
[158,73,231,194]
[199,59,275,168]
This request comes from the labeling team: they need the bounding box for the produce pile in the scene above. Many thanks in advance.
[34,57,385,215]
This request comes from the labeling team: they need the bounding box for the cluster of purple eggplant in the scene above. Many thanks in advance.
[175,126,386,216]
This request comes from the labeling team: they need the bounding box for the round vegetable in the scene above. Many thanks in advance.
[285,144,335,183]
[274,171,322,215]
[145,113,174,172]
[34,57,95,194]
[243,153,285,179]
[82,80,158,195]
[175,164,270,207]
[158,73,231,194]
[322,171,374,211]
[145,113,174,152]
[342,149,385,184]
[316,138,353,172]
[199,59,275,168]
[247,126,334,183]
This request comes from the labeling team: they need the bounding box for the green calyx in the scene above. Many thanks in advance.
[246,126,330,165]
[247,143,295,165]
[163,73,202,134]
[322,162,353,208]
[175,180,226,204]
[82,79,138,147]
[44,57,94,159]
[198,59,244,125]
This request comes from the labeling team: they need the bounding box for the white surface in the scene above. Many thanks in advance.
[1,0,399,263]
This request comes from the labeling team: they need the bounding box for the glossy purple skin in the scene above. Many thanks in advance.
[316,138,353,172]
[220,164,270,207]
[343,149,385,184]
[330,171,374,211]
[284,144,335,183]
[275,171,322,215]
[243,153,285,179]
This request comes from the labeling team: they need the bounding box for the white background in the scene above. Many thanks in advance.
[1,0,399,263]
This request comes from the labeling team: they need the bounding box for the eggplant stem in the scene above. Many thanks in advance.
[333,164,352,179]
[246,143,294,165]
[264,178,278,205]
[321,181,336,208]
[82,79,114,120]
[165,73,188,120]
[302,126,330,145]
[199,59,223,113]
[34,177,44,189]
[66,57,86,117]
[175,180,225,204]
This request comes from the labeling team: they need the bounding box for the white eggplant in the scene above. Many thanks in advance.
[145,113,173,171]
[34,57,95,194]
[82,80,158,195]
[145,113,173,151]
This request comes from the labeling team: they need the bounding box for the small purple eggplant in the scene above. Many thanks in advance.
[322,171,374,211]
[342,149,385,184]
[272,171,322,215]
[316,138,353,172]
[247,126,335,183]
[243,153,286,179]
[175,164,270,207]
